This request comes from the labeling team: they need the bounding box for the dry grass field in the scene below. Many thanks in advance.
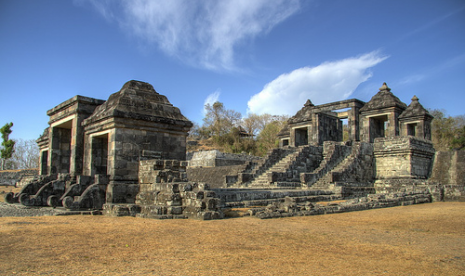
[0,202,463,275]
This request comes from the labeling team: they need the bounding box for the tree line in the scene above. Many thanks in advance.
[188,101,288,156]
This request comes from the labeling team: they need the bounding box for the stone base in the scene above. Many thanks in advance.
[374,178,429,194]
[251,191,432,219]
[426,184,465,202]
[103,182,225,220]
[102,203,141,217]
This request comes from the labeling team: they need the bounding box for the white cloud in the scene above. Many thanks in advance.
[80,0,300,71]
[247,51,388,116]
[203,90,221,115]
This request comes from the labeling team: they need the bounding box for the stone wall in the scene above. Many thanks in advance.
[187,165,247,188]
[187,150,261,167]
[429,151,465,185]
[428,150,465,201]
[216,189,337,208]
[0,169,39,187]
[139,159,188,184]
[102,159,225,220]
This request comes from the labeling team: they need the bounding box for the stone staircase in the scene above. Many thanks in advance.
[301,141,352,188]
[235,147,297,186]
[310,143,359,189]
[248,146,322,187]
[309,142,374,196]
[249,148,297,176]
[236,141,374,192]
[249,149,303,187]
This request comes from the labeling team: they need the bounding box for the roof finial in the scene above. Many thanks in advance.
[379,82,391,92]
[304,99,314,107]
[411,95,419,102]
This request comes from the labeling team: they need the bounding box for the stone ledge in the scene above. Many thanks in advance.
[253,192,432,219]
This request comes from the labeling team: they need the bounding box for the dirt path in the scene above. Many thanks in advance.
[0,202,464,275]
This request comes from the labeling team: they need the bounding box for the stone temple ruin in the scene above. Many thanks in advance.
[5,80,465,219]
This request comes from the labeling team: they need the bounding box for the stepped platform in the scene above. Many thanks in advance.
[214,188,339,208]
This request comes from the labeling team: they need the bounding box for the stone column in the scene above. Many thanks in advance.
[348,106,360,141]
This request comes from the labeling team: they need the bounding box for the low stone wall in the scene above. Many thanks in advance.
[187,165,247,188]
[215,188,338,208]
[187,150,261,167]
[427,184,465,202]
[251,191,432,219]
[105,182,224,220]
[0,169,39,187]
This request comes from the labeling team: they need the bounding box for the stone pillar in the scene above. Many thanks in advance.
[70,115,87,176]
[348,106,360,141]
[290,126,296,147]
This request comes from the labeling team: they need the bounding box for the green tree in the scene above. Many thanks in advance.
[242,113,276,138]
[451,125,465,150]
[0,122,15,170]
[198,103,290,156]
[429,109,465,151]
[256,116,289,156]
[203,101,241,137]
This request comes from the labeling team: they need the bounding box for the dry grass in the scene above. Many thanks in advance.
[0,202,464,275]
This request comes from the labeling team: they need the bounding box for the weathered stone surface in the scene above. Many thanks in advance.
[10,80,194,212]
[6,80,464,221]
[0,169,38,187]
[359,83,407,112]
[398,96,433,140]
[187,165,247,188]
[285,99,364,146]
[373,136,435,180]
[40,95,106,176]
[427,150,465,201]
[253,191,432,219]
[187,150,261,168]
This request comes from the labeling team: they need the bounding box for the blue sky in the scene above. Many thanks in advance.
[1,0,464,140]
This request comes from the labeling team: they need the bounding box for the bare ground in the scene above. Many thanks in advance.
[0,201,464,275]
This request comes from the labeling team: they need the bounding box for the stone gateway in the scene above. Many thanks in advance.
[4,81,464,219]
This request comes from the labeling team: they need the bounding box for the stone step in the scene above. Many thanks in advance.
[247,146,311,186]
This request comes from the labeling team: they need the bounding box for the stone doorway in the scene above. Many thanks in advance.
[50,119,73,174]
[295,127,308,146]
[40,150,48,175]
[369,115,388,142]
[91,134,109,176]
